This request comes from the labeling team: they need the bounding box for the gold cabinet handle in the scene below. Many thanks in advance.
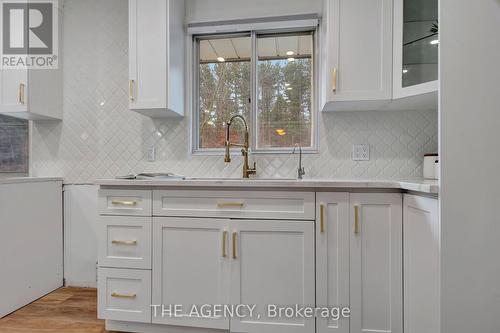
[222,231,228,258]
[111,200,138,206]
[112,240,137,245]
[111,292,137,299]
[217,202,244,209]
[320,204,325,233]
[332,68,338,93]
[232,232,238,259]
[354,205,360,234]
[19,83,25,104]
[129,80,135,101]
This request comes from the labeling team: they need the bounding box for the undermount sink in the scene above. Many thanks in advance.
[184,177,297,181]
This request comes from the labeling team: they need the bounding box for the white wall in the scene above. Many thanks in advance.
[185,0,322,23]
[31,0,438,184]
[440,0,500,332]
[63,185,99,287]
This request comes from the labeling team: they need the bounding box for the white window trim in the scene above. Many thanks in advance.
[188,19,320,155]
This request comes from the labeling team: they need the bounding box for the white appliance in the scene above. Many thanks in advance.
[0,179,63,318]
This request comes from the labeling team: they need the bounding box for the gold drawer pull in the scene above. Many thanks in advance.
[232,232,238,259]
[19,83,25,104]
[222,231,228,258]
[112,240,138,245]
[111,200,138,206]
[332,68,338,93]
[320,204,325,233]
[111,292,137,299]
[354,205,360,234]
[217,202,244,208]
[129,80,135,101]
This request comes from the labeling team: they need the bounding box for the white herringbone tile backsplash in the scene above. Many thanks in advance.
[30,0,438,184]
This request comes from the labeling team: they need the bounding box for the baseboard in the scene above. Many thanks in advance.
[106,320,227,333]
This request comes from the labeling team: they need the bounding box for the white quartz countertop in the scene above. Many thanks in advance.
[96,178,439,194]
[0,177,63,185]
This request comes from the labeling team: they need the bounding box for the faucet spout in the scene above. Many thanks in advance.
[224,115,256,178]
[292,144,306,180]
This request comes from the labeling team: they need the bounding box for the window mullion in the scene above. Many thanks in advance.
[251,31,258,151]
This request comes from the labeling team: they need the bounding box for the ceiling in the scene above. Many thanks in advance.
[199,35,313,63]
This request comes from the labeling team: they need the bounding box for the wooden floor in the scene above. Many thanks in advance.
[0,288,118,333]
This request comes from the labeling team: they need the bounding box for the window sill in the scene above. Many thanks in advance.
[191,148,319,156]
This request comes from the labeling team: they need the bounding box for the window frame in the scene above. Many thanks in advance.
[191,27,319,155]
[0,115,30,175]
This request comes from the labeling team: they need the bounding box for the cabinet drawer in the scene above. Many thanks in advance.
[98,268,151,323]
[153,190,315,220]
[99,189,151,216]
[98,216,152,269]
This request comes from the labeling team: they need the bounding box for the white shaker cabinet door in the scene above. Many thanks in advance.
[229,220,315,333]
[403,194,439,333]
[152,217,230,330]
[316,193,350,333]
[0,68,28,113]
[129,0,167,110]
[321,0,393,110]
[349,193,403,333]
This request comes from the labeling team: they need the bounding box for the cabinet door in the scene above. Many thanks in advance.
[128,0,167,110]
[350,193,402,333]
[316,193,350,333]
[152,217,230,330]
[393,0,438,98]
[230,220,315,333]
[322,0,393,106]
[403,195,439,333]
[0,2,29,113]
[0,69,29,113]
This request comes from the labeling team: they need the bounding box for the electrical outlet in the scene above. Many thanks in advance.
[352,144,370,161]
[147,147,156,162]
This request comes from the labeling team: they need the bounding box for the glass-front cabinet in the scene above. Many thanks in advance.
[393,0,438,99]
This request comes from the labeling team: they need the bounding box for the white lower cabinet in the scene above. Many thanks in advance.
[152,217,231,330]
[349,193,403,333]
[403,195,439,333]
[316,193,403,333]
[229,220,315,333]
[316,193,350,333]
[97,189,437,333]
[98,268,152,323]
[151,217,315,333]
[98,216,152,270]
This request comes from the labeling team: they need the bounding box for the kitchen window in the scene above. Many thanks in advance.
[0,115,29,174]
[193,29,316,153]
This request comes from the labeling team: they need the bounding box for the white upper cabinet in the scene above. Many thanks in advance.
[393,0,438,99]
[321,0,393,111]
[128,0,184,117]
[0,69,28,115]
[0,1,62,120]
[321,0,439,111]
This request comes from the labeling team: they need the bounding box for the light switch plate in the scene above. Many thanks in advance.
[352,144,370,161]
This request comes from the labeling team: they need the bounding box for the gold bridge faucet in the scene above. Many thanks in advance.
[224,115,257,178]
